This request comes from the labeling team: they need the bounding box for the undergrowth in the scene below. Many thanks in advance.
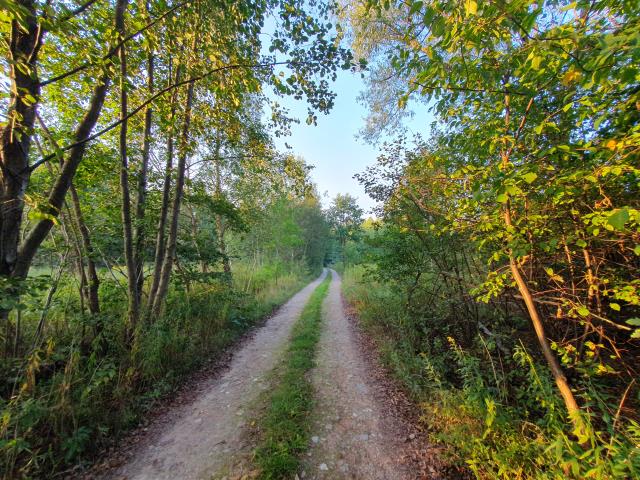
[253,272,331,479]
[342,266,640,480]
[0,262,311,478]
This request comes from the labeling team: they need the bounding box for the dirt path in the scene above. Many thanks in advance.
[101,270,328,480]
[300,269,412,479]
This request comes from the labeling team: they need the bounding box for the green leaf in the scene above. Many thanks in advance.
[626,318,640,326]
[496,193,508,203]
[609,303,620,311]
[577,306,589,317]
[409,1,423,15]
[431,16,445,37]
[523,172,537,184]
[607,208,629,230]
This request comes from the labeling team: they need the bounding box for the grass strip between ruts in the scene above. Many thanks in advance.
[253,272,331,479]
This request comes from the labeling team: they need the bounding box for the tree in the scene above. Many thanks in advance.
[350,0,639,444]
[327,193,364,264]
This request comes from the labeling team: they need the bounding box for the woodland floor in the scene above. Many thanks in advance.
[76,270,448,480]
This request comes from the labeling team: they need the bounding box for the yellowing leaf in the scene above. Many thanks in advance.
[562,68,581,85]
[465,0,477,15]
[531,56,542,70]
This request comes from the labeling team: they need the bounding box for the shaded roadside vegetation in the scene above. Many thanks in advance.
[0,215,324,478]
[340,0,640,478]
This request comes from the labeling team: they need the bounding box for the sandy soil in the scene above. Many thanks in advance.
[299,270,412,480]
[99,270,327,480]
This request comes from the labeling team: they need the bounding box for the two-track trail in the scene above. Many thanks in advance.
[98,271,328,480]
[91,268,423,480]
[300,269,411,479]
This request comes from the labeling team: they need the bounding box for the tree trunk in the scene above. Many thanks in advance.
[116,0,139,336]
[0,0,43,337]
[150,80,195,317]
[147,65,182,315]
[213,138,232,279]
[0,0,42,279]
[69,185,100,314]
[13,0,128,279]
[504,205,584,436]
[35,113,100,317]
[133,8,155,302]
[188,204,207,273]
[500,93,583,435]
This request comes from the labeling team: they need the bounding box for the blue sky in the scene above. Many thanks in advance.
[269,68,433,215]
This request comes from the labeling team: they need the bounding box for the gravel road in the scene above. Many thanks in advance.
[300,269,410,479]
[102,270,327,480]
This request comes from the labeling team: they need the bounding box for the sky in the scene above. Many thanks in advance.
[269,68,433,215]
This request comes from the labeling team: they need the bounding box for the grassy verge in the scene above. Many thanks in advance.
[1,262,312,478]
[254,274,331,479]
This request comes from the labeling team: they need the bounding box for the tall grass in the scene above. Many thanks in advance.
[0,261,311,478]
[342,266,640,480]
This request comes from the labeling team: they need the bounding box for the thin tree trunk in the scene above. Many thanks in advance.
[66,204,88,315]
[133,8,155,302]
[33,250,68,350]
[188,204,206,273]
[147,65,182,315]
[150,80,195,317]
[506,246,583,423]
[500,91,582,434]
[69,185,100,314]
[35,114,101,316]
[213,137,231,279]
[117,0,139,337]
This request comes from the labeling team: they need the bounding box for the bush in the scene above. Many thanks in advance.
[342,266,640,479]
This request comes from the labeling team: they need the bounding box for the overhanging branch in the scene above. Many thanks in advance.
[28,60,304,173]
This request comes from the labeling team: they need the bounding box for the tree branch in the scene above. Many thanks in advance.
[29,60,304,173]
[40,0,189,86]
[58,0,101,22]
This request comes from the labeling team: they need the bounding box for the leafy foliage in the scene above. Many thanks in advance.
[343,0,640,477]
